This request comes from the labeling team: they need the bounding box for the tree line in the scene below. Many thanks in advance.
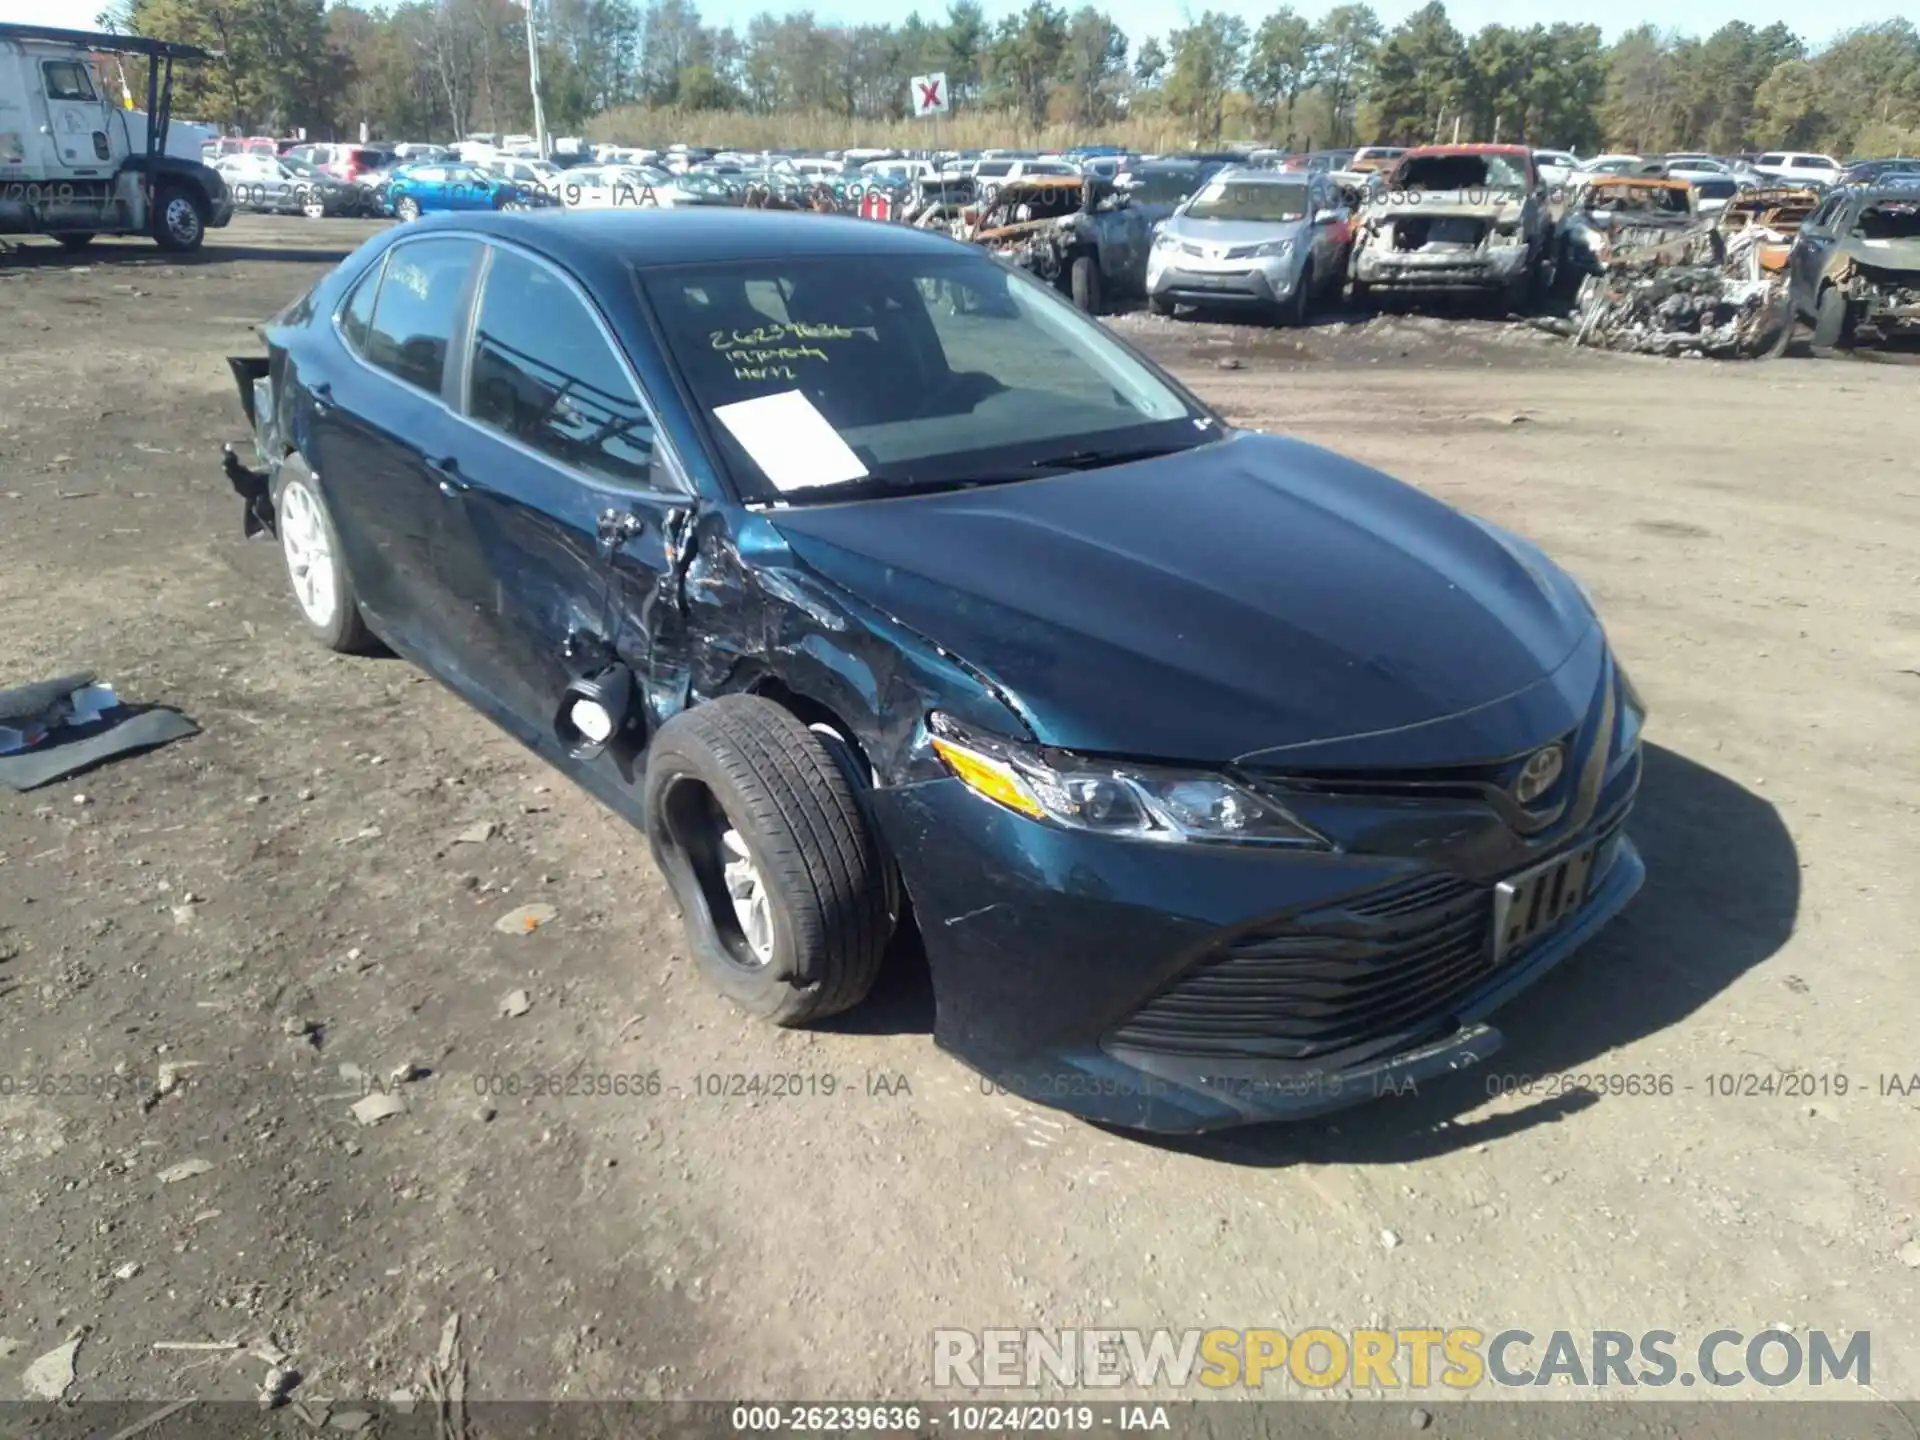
[112,0,1920,158]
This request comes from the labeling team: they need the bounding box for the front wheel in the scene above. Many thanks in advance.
[302,195,326,220]
[393,194,421,222]
[151,185,206,252]
[644,695,891,1026]
[1809,284,1856,354]
[1281,262,1314,325]
[274,455,375,654]
[1070,253,1102,313]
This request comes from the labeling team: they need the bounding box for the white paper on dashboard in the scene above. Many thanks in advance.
[710,390,868,493]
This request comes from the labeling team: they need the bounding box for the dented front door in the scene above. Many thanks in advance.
[420,241,687,750]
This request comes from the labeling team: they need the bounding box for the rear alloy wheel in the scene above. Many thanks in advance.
[644,695,891,1026]
[394,194,421,222]
[151,185,206,252]
[274,455,375,653]
[1809,284,1856,355]
[1070,253,1102,314]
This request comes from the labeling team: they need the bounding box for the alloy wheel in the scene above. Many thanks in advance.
[719,822,774,967]
[164,196,200,245]
[278,480,337,627]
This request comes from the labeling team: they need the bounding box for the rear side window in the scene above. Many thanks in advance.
[466,247,655,485]
[362,238,480,394]
[1756,153,1785,166]
[339,255,385,355]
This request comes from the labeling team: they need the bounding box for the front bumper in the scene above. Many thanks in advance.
[1148,253,1295,305]
[875,637,1644,1133]
[1353,240,1528,290]
[209,192,235,227]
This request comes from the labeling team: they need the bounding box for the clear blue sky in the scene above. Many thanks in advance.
[0,0,1888,55]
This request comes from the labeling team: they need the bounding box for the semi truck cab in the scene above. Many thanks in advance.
[0,22,231,252]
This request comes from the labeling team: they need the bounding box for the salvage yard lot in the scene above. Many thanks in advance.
[1,215,1917,1407]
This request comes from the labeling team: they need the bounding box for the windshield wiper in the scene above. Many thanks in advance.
[1024,442,1198,473]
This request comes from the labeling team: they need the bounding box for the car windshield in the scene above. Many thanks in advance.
[1587,184,1689,215]
[639,253,1208,504]
[1395,153,1529,190]
[1131,169,1203,205]
[1184,178,1311,223]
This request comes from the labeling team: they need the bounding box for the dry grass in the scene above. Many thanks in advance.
[587,105,1228,153]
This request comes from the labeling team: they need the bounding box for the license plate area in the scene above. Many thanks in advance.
[1491,841,1597,964]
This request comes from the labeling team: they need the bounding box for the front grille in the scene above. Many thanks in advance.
[1107,872,1491,1062]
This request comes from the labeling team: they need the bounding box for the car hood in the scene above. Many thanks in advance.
[1166,215,1310,246]
[769,431,1595,763]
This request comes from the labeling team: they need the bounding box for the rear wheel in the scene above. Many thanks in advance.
[274,455,375,654]
[644,695,891,1026]
[1809,284,1856,355]
[1070,253,1102,314]
[151,185,206,252]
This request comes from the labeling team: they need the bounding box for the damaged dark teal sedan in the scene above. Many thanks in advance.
[223,210,1646,1133]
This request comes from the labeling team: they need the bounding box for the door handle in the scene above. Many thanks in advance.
[425,455,467,496]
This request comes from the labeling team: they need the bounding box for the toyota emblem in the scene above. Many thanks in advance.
[1513,744,1564,805]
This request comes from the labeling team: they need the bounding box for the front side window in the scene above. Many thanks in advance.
[640,252,1207,503]
[43,61,97,101]
[467,247,656,486]
[362,238,479,393]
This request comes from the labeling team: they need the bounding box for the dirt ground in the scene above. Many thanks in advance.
[1,215,1917,1417]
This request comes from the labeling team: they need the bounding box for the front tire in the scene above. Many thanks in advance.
[1070,253,1102,314]
[1282,262,1314,325]
[394,194,421,222]
[1809,284,1856,354]
[151,185,206,252]
[645,696,891,1026]
[274,455,375,654]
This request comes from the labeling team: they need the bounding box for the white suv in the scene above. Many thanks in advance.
[971,157,1081,199]
[1752,151,1842,185]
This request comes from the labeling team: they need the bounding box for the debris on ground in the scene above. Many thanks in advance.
[389,1061,427,1084]
[349,1092,406,1126]
[494,903,557,935]
[107,1398,197,1439]
[22,1328,85,1400]
[0,673,198,792]
[258,1363,299,1408]
[450,821,498,845]
[156,1157,214,1184]
[423,1312,469,1440]
[113,1261,142,1280]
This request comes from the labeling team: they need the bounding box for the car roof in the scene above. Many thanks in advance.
[1402,144,1531,158]
[396,207,968,270]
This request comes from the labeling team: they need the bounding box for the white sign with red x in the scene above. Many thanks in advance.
[910,72,949,118]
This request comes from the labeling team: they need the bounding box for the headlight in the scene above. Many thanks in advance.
[1616,666,1647,754]
[926,713,1327,847]
[1251,238,1294,259]
[1152,230,1179,251]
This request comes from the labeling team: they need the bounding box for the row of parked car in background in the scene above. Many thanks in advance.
[197,129,1918,352]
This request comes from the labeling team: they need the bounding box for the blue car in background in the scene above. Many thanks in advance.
[381,162,559,220]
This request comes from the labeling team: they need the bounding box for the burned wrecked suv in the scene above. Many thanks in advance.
[1782,185,1920,353]
[224,209,1646,1134]
[1351,144,1556,307]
